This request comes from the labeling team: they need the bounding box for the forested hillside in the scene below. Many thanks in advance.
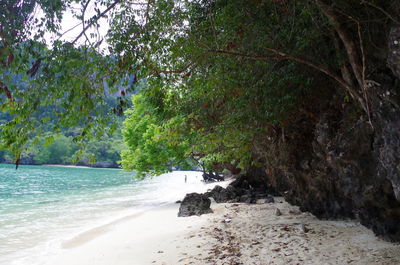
[0,110,125,167]
[1,0,400,240]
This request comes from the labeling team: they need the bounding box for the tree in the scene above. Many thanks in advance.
[117,0,398,175]
[121,93,191,177]
[1,0,398,174]
[33,135,79,164]
[0,0,135,165]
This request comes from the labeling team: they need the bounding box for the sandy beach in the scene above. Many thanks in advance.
[44,204,207,265]
[43,196,400,265]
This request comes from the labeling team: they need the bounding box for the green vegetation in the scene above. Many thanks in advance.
[1,1,397,174]
[0,130,125,167]
[0,94,125,167]
[117,0,394,176]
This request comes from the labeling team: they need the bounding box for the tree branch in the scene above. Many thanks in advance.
[207,49,284,60]
[0,81,13,101]
[208,49,350,90]
[156,61,195,74]
[145,0,153,25]
[72,0,121,45]
[361,0,400,25]
[81,0,92,46]
[316,0,364,89]
[56,22,82,41]
[207,48,367,112]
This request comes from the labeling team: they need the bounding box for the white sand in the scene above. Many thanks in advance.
[181,199,400,265]
[44,204,207,265]
[44,197,400,265]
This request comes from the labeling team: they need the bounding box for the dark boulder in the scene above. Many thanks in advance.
[239,192,257,204]
[204,185,238,203]
[230,172,280,196]
[204,177,275,203]
[265,195,275,203]
[178,193,213,217]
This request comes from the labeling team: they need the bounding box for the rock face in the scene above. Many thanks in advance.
[178,193,213,217]
[250,117,400,240]
[257,95,400,241]
[388,27,400,79]
[242,26,400,242]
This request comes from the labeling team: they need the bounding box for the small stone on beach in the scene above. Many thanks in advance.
[265,195,275,203]
[298,224,309,233]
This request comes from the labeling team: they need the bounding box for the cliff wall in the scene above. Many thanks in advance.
[250,27,400,242]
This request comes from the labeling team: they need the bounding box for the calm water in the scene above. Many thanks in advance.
[0,164,204,265]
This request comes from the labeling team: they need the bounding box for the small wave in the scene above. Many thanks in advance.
[30,191,45,194]
[37,200,61,205]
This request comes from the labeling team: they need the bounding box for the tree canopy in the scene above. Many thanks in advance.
[1,0,398,174]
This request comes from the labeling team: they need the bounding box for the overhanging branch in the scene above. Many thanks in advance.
[361,0,400,25]
[72,0,122,45]
[207,48,369,113]
[206,49,362,102]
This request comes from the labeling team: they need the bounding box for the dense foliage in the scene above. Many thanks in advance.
[116,0,396,175]
[1,0,398,175]
[0,111,125,167]
[0,0,133,164]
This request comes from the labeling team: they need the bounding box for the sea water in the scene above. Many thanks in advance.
[0,164,206,265]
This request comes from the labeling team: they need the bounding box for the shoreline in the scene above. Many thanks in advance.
[43,203,208,265]
[42,164,123,170]
[37,175,233,265]
[43,164,99,169]
[42,198,400,265]
[0,162,120,169]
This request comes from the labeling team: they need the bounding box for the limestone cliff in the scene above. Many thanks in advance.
[248,27,400,242]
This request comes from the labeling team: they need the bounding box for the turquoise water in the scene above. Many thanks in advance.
[0,164,205,265]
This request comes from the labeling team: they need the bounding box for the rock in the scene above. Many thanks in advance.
[178,193,213,217]
[224,218,232,223]
[388,27,400,79]
[239,194,249,203]
[261,92,400,241]
[275,208,282,216]
[265,195,275,203]
[204,185,237,203]
[256,199,265,204]
[375,118,400,203]
[175,200,182,204]
[239,193,256,204]
[204,175,276,204]
[297,224,308,233]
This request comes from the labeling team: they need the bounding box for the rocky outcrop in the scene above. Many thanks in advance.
[204,185,237,203]
[250,107,400,241]
[204,174,280,204]
[388,27,400,79]
[178,193,213,217]
[242,27,400,242]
